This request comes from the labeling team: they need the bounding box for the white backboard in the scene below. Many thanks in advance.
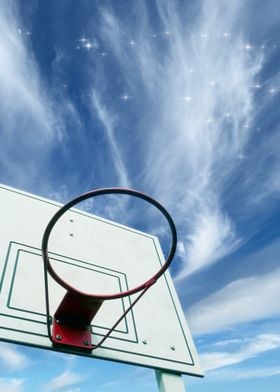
[0,184,203,376]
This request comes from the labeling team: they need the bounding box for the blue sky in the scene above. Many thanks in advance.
[0,0,280,391]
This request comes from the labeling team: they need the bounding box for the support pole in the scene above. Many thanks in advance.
[155,370,186,392]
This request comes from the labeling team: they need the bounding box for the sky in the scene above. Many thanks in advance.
[0,0,279,391]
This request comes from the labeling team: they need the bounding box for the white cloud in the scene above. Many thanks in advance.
[43,352,77,367]
[97,0,263,276]
[211,366,280,381]
[99,368,153,390]
[175,209,239,279]
[91,91,130,188]
[211,338,246,347]
[45,370,85,391]
[0,378,24,392]
[0,1,62,188]
[243,129,280,206]
[0,4,56,134]
[0,343,29,371]
[188,267,280,335]
[201,333,280,371]
[46,185,71,204]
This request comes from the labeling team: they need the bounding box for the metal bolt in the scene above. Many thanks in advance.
[170,346,175,351]
[70,219,74,222]
[56,334,62,341]
[84,340,90,346]
[142,340,147,345]
[69,233,74,237]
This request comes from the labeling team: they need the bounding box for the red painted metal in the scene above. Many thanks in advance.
[53,319,93,350]
[52,291,103,350]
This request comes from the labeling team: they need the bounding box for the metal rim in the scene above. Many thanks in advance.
[42,188,177,300]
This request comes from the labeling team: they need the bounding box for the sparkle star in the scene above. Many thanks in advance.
[78,37,96,50]
[120,95,131,101]
[245,44,252,50]
[84,42,93,49]
[182,96,193,102]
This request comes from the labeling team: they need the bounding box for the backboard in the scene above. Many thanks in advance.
[0,184,203,376]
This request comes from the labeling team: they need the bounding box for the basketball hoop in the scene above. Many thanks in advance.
[42,188,177,351]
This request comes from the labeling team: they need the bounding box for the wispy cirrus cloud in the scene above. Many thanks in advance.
[91,91,131,188]
[45,370,85,391]
[99,368,155,391]
[0,378,24,392]
[175,209,239,279]
[0,1,63,190]
[200,333,280,371]
[94,0,265,277]
[31,352,83,392]
[0,343,29,371]
[188,266,280,335]
[209,366,280,381]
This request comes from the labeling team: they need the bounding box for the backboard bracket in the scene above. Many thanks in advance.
[52,291,103,350]
[52,319,93,350]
